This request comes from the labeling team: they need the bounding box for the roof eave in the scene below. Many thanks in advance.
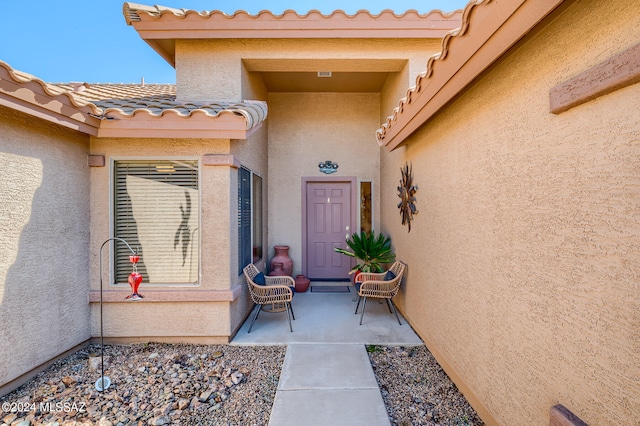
[0,61,100,135]
[123,4,464,66]
[377,0,571,151]
[96,109,263,139]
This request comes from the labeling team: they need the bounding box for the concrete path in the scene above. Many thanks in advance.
[268,343,390,426]
[231,285,423,425]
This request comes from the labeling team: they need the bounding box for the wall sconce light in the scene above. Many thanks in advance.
[319,160,339,174]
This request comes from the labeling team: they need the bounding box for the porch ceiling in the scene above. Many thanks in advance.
[259,71,390,92]
[245,58,406,93]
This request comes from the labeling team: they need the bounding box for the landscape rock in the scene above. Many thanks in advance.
[0,343,483,425]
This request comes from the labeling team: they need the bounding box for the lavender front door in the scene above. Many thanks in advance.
[305,180,353,280]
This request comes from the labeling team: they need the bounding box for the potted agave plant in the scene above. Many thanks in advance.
[334,231,396,281]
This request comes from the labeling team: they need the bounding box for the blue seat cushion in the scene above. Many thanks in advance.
[290,286,296,296]
[254,272,266,285]
[384,270,396,281]
[355,282,362,292]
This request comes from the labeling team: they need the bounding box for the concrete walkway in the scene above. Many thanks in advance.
[231,285,423,425]
[269,343,390,426]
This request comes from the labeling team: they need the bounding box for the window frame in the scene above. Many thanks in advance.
[238,166,264,275]
[110,157,201,286]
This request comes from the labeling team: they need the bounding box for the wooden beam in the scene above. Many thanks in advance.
[550,42,640,114]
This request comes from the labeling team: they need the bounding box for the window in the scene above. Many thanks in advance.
[252,173,263,262]
[238,167,263,274]
[360,181,373,234]
[113,160,199,284]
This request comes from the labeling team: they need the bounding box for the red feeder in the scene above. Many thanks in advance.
[126,254,143,300]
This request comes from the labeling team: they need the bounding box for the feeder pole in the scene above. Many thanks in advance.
[97,237,136,391]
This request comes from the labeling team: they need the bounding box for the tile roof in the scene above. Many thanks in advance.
[376,0,566,150]
[51,82,267,131]
[0,60,102,134]
[123,2,464,67]
[123,2,462,26]
[0,60,267,138]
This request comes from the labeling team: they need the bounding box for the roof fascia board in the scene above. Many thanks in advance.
[96,111,261,139]
[379,0,569,151]
[135,27,459,40]
[0,96,99,136]
[127,8,462,38]
[96,126,259,139]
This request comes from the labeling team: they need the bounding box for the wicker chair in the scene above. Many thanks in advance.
[354,261,405,325]
[243,264,295,333]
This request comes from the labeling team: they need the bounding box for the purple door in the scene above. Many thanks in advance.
[306,181,353,280]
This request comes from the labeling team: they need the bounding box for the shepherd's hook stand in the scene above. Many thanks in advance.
[96,237,138,391]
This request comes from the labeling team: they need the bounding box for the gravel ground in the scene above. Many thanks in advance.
[1,343,483,426]
[368,345,484,426]
[1,344,284,426]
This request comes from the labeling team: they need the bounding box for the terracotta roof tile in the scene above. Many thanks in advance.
[376,0,492,148]
[377,0,568,150]
[123,2,461,25]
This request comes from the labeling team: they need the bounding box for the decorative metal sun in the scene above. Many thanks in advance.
[397,162,418,232]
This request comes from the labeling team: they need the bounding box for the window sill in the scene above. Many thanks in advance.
[88,287,242,303]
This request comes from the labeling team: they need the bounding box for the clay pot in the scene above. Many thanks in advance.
[269,262,285,276]
[270,245,293,276]
[294,274,310,292]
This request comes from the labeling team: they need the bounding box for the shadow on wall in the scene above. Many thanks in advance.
[0,145,91,389]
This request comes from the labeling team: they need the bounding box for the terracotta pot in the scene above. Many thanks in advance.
[269,262,285,276]
[270,245,293,276]
[294,274,310,292]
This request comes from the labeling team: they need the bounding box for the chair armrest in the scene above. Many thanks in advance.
[355,272,385,283]
[358,276,402,297]
[251,283,293,303]
[265,275,295,287]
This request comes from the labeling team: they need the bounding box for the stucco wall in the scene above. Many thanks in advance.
[0,106,91,390]
[380,0,640,424]
[230,70,269,332]
[176,38,441,102]
[267,92,381,276]
[89,137,240,340]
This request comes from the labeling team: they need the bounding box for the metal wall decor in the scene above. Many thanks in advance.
[397,162,418,232]
[319,160,339,174]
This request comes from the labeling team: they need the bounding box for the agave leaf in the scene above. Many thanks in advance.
[334,231,395,273]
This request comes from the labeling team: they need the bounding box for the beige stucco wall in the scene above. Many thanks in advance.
[176,38,441,102]
[380,0,640,424]
[267,92,381,276]
[89,137,243,340]
[0,106,91,390]
[229,73,269,332]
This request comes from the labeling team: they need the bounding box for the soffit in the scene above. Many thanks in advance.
[245,58,406,92]
[376,0,570,150]
[123,3,463,67]
[261,72,390,92]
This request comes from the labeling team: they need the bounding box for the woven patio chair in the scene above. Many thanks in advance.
[243,263,295,333]
[354,261,405,325]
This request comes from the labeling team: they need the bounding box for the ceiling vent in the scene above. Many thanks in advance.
[317,71,332,78]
